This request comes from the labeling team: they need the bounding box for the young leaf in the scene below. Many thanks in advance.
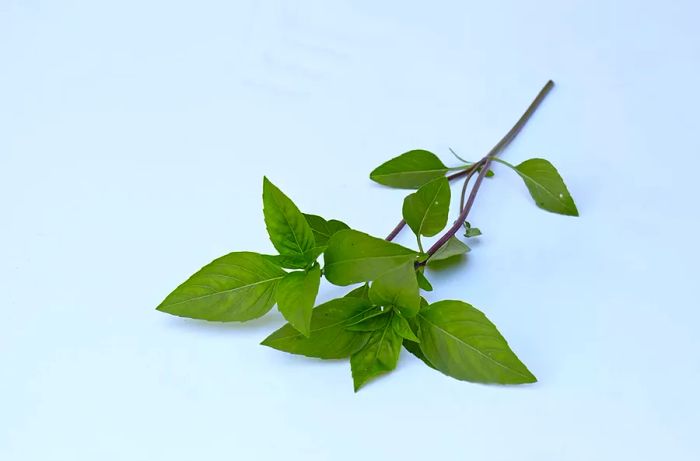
[417,300,536,384]
[261,297,374,359]
[350,313,402,391]
[263,177,317,263]
[157,252,285,322]
[464,227,482,238]
[275,265,321,337]
[495,158,578,216]
[428,237,470,264]
[369,262,420,317]
[369,149,448,189]
[462,221,482,237]
[324,229,418,286]
[416,268,433,291]
[391,314,419,342]
[303,214,350,246]
[402,177,451,238]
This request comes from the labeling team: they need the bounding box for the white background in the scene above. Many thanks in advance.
[2,1,699,459]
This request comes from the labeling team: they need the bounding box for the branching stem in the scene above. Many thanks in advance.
[385,164,481,241]
[423,80,554,261]
[383,80,555,261]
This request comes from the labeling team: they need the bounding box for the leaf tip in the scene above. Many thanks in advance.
[259,335,274,348]
[155,301,174,315]
[352,376,366,392]
[516,366,538,384]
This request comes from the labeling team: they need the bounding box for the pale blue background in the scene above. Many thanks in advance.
[2,1,699,459]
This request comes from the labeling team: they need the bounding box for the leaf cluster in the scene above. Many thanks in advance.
[157,148,577,391]
[157,83,577,391]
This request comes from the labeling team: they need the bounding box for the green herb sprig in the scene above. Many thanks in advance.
[157,80,578,391]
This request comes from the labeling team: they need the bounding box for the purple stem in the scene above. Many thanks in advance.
[385,164,480,241]
[421,80,554,258]
[422,80,555,261]
[424,158,493,258]
[385,219,406,242]
[385,80,554,248]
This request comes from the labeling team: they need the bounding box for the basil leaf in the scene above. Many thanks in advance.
[402,177,451,237]
[419,297,429,309]
[416,268,433,291]
[515,159,578,215]
[263,253,310,270]
[496,158,578,216]
[303,213,350,246]
[323,229,418,286]
[261,297,374,359]
[369,262,420,317]
[417,300,536,384]
[428,237,470,264]
[403,312,436,368]
[346,309,391,332]
[464,227,482,238]
[404,339,435,369]
[275,265,321,337]
[263,177,317,263]
[344,283,370,300]
[369,149,448,189]
[350,313,402,391]
[157,252,285,322]
[391,314,419,342]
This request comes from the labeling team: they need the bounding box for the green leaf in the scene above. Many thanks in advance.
[402,177,451,238]
[344,283,370,300]
[275,265,321,337]
[428,237,470,264]
[303,213,350,246]
[263,253,312,270]
[404,339,435,369]
[416,268,433,291]
[403,310,436,368]
[350,313,402,391]
[496,158,578,216]
[261,297,374,359]
[369,262,420,317]
[392,314,419,342]
[464,227,482,238]
[417,300,536,384]
[419,297,429,309]
[369,149,448,189]
[346,309,391,332]
[157,252,285,322]
[263,177,317,263]
[324,229,418,286]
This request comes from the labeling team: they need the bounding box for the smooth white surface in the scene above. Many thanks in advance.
[2,1,699,459]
